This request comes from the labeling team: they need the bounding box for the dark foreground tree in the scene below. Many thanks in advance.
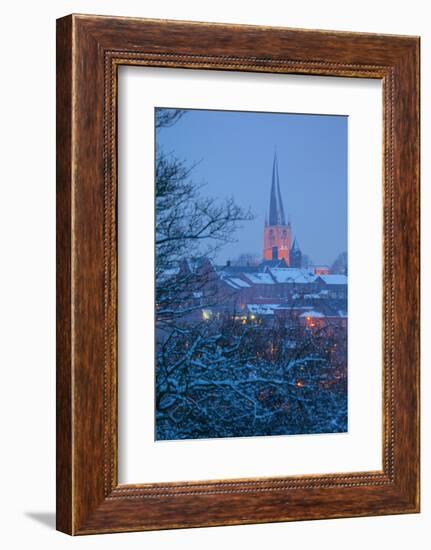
[155,108,253,329]
[156,315,347,440]
[230,252,261,266]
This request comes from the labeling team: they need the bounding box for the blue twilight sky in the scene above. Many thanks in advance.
[156,108,348,266]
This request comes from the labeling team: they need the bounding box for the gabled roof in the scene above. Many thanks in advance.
[243,272,275,285]
[318,274,348,286]
[268,268,317,284]
[223,277,251,289]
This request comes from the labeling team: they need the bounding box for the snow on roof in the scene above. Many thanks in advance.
[300,310,325,318]
[224,277,251,289]
[243,272,275,285]
[319,274,348,285]
[268,268,317,284]
[231,277,250,288]
[247,304,280,315]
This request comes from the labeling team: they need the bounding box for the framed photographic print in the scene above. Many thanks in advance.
[56,14,420,534]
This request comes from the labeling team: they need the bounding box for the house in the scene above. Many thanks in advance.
[316,274,348,299]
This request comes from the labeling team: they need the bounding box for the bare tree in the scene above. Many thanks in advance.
[230,252,261,266]
[156,312,347,440]
[301,253,313,268]
[155,107,186,129]
[330,251,348,274]
[155,109,252,328]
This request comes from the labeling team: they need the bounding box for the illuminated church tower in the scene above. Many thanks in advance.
[263,153,292,263]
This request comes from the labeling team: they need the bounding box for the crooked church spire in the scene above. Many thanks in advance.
[269,152,286,226]
[263,152,292,264]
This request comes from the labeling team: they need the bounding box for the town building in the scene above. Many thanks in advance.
[263,153,293,263]
[262,152,309,271]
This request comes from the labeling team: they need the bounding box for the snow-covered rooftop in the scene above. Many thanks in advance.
[319,274,348,285]
[268,268,317,284]
[243,272,275,285]
[247,304,280,315]
[300,310,325,318]
[224,277,251,289]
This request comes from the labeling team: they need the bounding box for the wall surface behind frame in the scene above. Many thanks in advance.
[0,0,427,548]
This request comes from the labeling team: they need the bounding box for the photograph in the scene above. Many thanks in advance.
[154,107,348,440]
